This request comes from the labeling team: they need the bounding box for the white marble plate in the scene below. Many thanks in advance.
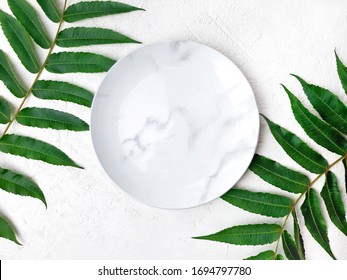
[91,40,259,209]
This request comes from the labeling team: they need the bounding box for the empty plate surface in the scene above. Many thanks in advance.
[91,40,259,209]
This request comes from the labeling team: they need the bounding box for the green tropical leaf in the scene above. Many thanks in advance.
[249,154,308,194]
[301,189,336,259]
[17,107,89,131]
[193,224,281,245]
[0,167,46,206]
[0,96,11,124]
[0,134,81,168]
[0,216,20,245]
[292,75,347,134]
[0,11,40,74]
[262,115,328,174]
[57,27,140,47]
[64,1,144,22]
[222,189,292,218]
[45,52,115,73]
[320,171,347,236]
[282,230,301,260]
[244,250,275,260]
[8,0,51,49]
[0,50,26,98]
[32,80,93,107]
[283,85,347,155]
[336,51,347,95]
[276,254,285,260]
[344,158,347,193]
[37,0,61,23]
[293,209,305,259]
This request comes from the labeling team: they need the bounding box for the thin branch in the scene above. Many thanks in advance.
[274,152,347,257]
[0,0,69,139]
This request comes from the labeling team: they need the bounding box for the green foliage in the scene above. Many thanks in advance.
[57,27,140,47]
[222,189,292,218]
[0,96,11,124]
[63,1,144,22]
[196,52,347,260]
[249,154,308,193]
[8,0,51,49]
[0,50,26,98]
[245,250,276,260]
[0,217,20,245]
[0,167,46,207]
[0,0,143,244]
[46,52,115,73]
[32,80,93,107]
[321,172,347,235]
[17,107,89,131]
[282,230,301,260]
[194,224,282,245]
[0,10,40,73]
[0,134,81,168]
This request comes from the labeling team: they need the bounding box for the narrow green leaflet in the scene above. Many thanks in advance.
[32,80,93,107]
[0,50,26,98]
[282,230,301,260]
[283,85,347,155]
[0,11,40,74]
[0,134,81,168]
[321,171,347,236]
[293,209,305,259]
[37,0,61,23]
[8,0,51,49]
[301,189,336,259]
[244,250,275,260]
[222,189,292,218]
[64,1,144,22]
[194,224,281,245]
[17,107,89,131]
[292,75,347,134]
[336,51,347,95]
[344,158,347,193]
[276,254,285,260]
[249,154,308,194]
[262,115,328,174]
[57,27,140,47]
[0,96,11,124]
[45,52,115,73]
[0,216,20,245]
[0,167,46,206]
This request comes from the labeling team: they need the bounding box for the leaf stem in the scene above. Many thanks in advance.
[0,0,68,139]
[273,152,347,258]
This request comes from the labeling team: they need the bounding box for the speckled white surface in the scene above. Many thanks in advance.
[0,0,347,259]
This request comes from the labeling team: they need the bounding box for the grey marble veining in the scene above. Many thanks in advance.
[91,40,259,209]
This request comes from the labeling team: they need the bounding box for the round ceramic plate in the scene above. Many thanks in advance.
[91,40,259,209]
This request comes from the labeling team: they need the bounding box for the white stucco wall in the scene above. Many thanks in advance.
[0,0,346,259]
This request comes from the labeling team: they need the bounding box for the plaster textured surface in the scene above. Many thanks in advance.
[0,0,346,259]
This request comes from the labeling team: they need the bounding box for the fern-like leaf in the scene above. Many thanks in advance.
[0,11,40,73]
[0,50,26,98]
[8,0,51,49]
[17,107,89,131]
[0,96,11,124]
[45,52,115,73]
[63,1,144,22]
[320,171,347,235]
[57,27,140,47]
[301,189,336,259]
[194,224,282,245]
[222,189,293,218]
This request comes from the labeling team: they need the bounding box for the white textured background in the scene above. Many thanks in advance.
[0,0,347,259]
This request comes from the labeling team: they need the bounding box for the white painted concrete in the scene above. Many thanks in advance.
[0,0,346,259]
